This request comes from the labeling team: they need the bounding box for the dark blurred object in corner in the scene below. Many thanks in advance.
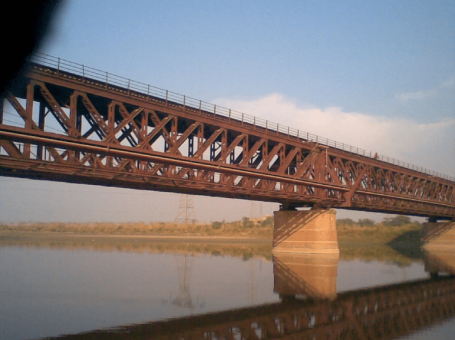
[1,0,64,97]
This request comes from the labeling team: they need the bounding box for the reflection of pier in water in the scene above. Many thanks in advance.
[49,250,455,340]
[273,253,339,300]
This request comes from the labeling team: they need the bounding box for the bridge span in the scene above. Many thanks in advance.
[0,53,454,252]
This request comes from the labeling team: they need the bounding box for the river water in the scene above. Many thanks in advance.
[1,234,455,339]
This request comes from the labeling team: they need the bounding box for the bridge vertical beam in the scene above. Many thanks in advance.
[107,102,117,167]
[272,208,339,254]
[68,92,81,163]
[24,82,35,158]
[37,100,46,160]
[312,148,327,198]
[139,110,149,171]
[73,93,82,161]
[219,131,227,184]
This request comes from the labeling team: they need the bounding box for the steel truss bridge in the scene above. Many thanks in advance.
[0,54,454,220]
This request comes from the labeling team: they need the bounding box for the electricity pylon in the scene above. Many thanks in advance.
[175,194,197,226]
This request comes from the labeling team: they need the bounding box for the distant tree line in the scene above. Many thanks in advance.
[337,215,419,227]
[211,215,274,230]
[212,214,419,230]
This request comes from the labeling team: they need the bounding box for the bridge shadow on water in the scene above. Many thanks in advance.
[44,248,455,340]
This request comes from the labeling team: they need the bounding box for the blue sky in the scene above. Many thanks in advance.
[1,0,453,223]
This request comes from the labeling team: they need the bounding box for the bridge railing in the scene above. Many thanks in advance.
[28,52,454,182]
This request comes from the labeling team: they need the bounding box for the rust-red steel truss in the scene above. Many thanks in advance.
[0,59,454,220]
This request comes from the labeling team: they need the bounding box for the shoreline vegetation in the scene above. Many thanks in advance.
[0,214,423,244]
[0,215,424,265]
[0,216,275,239]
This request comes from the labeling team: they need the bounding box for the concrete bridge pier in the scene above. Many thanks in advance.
[422,220,455,251]
[423,248,455,278]
[272,207,339,255]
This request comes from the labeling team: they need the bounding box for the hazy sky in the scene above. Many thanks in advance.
[1,0,454,223]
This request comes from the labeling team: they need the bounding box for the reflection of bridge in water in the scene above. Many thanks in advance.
[50,250,455,340]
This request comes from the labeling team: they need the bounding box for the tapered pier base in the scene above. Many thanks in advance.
[422,221,455,251]
[272,208,339,254]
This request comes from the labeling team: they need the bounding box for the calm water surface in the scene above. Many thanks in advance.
[1,235,455,339]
